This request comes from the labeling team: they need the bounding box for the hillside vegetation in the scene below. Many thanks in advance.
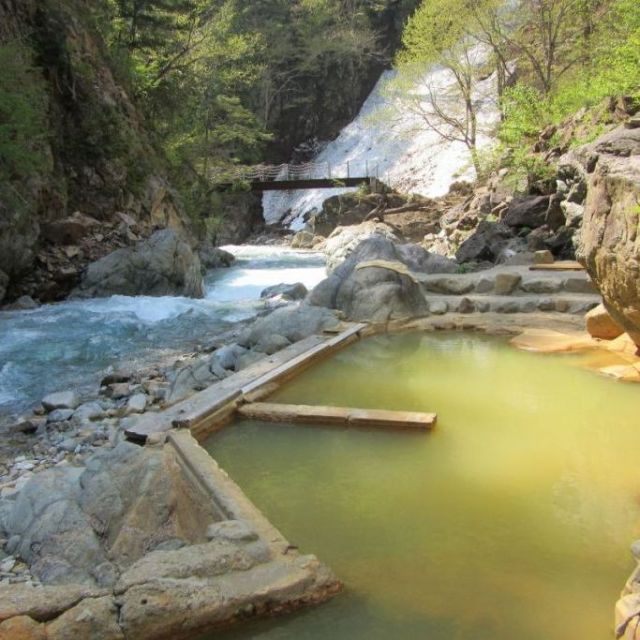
[392,0,640,183]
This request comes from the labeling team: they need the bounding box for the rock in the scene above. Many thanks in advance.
[574,125,640,347]
[46,409,75,424]
[423,276,474,295]
[126,394,147,415]
[235,351,264,371]
[206,520,258,542]
[561,201,585,228]
[73,229,204,299]
[395,244,457,274]
[104,383,129,400]
[458,297,475,313]
[210,344,247,371]
[428,300,448,315]
[4,296,38,311]
[73,403,105,422]
[533,250,554,264]
[100,371,132,386]
[502,196,551,228]
[0,270,7,304]
[309,236,431,322]
[456,221,515,264]
[246,306,340,348]
[8,417,44,436]
[253,334,291,355]
[198,243,235,269]
[494,273,522,295]
[41,212,100,245]
[45,596,123,640]
[0,615,46,640]
[42,391,79,412]
[0,584,106,624]
[585,303,625,340]
[323,222,401,272]
[290,231,317,249]
[165,362,216,404]
[260,283,308,301]
[520,278,561,294]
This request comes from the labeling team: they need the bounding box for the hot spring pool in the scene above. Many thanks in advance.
[203,332,640,640]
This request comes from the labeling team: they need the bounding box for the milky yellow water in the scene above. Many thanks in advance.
[203,332,640,640]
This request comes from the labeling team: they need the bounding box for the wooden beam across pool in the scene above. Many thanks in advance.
[237,402,437,431]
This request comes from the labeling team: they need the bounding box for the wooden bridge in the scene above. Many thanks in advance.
[211,161,382,192]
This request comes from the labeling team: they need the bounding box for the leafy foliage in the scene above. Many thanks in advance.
[0,40,49,181]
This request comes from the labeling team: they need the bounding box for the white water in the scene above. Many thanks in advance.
[0,246,326,417]
[263,48,499,230]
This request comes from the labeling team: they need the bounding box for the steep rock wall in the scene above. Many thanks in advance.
[0,0,192,302]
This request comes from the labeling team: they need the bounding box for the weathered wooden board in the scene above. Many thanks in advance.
[125,324,367,442]
[237,402,437,431]
[529,261,585,271]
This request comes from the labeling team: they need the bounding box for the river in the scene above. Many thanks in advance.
[0,246,326,419]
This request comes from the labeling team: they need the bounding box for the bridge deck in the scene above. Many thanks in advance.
[214,176,375,192]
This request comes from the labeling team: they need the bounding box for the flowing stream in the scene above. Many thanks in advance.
[0,246,326,418]
[205,332,640,640]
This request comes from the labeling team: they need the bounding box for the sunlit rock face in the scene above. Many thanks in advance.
[573,125,640,348]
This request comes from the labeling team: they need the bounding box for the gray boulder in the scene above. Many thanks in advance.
[73,229,204,298]
[502,195,551,228]
[323,221,401,272]
[198,243,235,269]
[396,244,458,274]
[310,236,448,322]
[245,305,341,349]
[456,221,515,264]
[260,282,308,301]
[42,391,80,412]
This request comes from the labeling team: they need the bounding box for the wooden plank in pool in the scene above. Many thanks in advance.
[237,402,437,431]
[125,323,367,442]
[529,261,585,271]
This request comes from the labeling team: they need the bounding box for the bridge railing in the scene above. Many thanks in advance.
[209,161,380,184]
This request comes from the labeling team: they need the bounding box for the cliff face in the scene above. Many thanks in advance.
[0,0,192,302]
[574,123,640,349]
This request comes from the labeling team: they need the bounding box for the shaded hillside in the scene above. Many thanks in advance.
[0,0,191,302]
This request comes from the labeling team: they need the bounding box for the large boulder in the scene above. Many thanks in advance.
[198,243,235,270]
[323,221,401,272]
[574,125,640,348]
[585,303,625,340]
[310,236,455,322]
[73,229,204,298]
[502,195,553,229]
[260,282,308,301]
[0,442,216,587]
[456,221,515,264]
[243,306,341,351]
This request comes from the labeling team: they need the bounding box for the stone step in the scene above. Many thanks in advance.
[418,265,598,297]
[425,293,600,316]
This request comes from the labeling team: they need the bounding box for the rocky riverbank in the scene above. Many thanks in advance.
[1,98,640,640]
